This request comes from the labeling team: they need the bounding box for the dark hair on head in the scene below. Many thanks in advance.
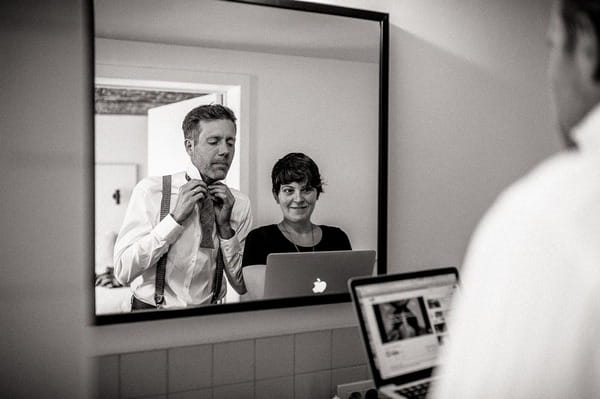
[181,104,237,142]
[561,0,600,80]
[271,152,324,197]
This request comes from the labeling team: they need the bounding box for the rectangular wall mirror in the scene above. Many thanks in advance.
[93,0,389,324]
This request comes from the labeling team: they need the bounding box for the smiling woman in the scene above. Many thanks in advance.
[242,152,352,268]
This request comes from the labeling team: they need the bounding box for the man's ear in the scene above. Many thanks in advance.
[184,138,194,156]
[575,13,599,84]
[272,191,279,204]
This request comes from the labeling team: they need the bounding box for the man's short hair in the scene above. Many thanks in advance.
[271,152,324,197]
[561,0,600,80]
[182,104,237,142]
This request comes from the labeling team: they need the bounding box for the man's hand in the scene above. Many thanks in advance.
[171,179,208,224]
[95,267,123,288]
[208,182,236,238]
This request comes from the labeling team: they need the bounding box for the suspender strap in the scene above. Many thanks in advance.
[154,174,171,307]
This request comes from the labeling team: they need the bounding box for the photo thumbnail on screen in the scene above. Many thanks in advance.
[373,297,432,343]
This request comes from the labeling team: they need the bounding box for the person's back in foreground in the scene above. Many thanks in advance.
[432,1,600,397]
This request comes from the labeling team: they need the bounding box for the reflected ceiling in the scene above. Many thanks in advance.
[94,0,380,63]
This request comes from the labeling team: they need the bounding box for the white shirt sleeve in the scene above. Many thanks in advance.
[113,181,184,285]
[220,195,253,294]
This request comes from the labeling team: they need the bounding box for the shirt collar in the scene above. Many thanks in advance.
[185,162,203,180]
[572,103,600,154]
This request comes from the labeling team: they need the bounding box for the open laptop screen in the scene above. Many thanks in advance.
[352,271,458,382]
[264,250,376,298]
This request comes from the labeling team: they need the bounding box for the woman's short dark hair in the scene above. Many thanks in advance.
[271,153,324,197]
[561,0,600,80]
[182,104,237,142]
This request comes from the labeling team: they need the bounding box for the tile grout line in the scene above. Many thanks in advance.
[118,354,122,399]
[330,328,334,397]
[166,349,169,397]
[211,343,215,398]
[293,333,296,399]
[330,328,334,371]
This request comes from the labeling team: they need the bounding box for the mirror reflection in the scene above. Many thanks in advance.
[94,0,381,315]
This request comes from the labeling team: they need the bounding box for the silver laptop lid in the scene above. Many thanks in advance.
[349,268,459,388]
[264,250,376,298]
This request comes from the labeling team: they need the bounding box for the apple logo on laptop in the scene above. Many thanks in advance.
[312,278,327,293]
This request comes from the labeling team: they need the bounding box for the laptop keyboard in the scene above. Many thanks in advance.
[395,381,430,399]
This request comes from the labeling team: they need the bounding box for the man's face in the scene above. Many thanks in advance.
[186,119,236,183]
[547,2,598,146]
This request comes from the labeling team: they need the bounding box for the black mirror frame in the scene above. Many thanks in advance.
[91,0,389,325]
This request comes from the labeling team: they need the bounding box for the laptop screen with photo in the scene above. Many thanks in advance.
[350,269,459,386]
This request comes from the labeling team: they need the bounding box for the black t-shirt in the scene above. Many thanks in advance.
[241,224,352,266]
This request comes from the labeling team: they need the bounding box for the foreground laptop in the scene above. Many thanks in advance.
[349,268,459,399]
[264,250,376,299]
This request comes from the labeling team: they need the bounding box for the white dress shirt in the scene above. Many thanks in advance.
[432,104,600,398]
[113,163,252,308]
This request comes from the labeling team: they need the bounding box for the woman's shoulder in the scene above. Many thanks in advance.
[319,225,351,241]
[318,225,352,249]
[319,225,347,235]
[248,224,280,237]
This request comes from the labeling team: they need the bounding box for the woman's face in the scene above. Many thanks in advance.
[274,181,318,224]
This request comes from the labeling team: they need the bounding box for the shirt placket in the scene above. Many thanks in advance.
[183,205,202,303]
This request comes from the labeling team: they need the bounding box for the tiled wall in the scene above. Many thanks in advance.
[95,327,370,399]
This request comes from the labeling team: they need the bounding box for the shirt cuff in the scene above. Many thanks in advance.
[153,214,184,245]
[219,232,240,258]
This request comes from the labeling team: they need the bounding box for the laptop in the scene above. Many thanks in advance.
[263,250,376,299]
[348,268,459,399]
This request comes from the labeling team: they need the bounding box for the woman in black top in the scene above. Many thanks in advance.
[242,152,352,266]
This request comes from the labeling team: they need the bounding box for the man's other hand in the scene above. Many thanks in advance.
[209,182,235,238]
[171,179,208,224]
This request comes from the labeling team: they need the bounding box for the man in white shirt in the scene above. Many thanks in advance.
[114,104,252,309]
[432,0,600,397]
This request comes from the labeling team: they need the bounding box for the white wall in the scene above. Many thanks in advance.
[96,39,380,251]
[3,0,560,396]
[1,1,89,397]
[315,0,559,271]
